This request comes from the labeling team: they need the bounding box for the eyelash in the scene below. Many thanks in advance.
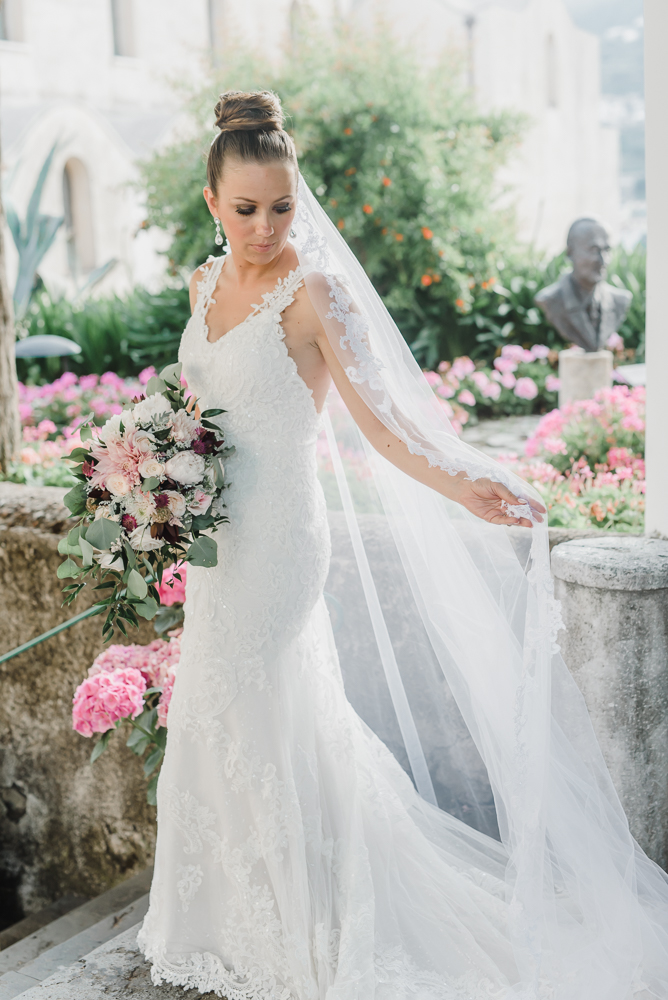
[235,204,292,216]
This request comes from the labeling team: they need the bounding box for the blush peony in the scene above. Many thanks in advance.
[165,450,206,485]
[133,393,171,425]
[188,490,213,515]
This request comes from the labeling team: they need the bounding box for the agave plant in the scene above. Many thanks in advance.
[6,143,63,321]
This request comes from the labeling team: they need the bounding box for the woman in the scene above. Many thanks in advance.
[138,91,668,999]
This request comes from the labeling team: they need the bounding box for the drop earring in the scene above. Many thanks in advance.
[290,228,296,238]
[214,217,224,246]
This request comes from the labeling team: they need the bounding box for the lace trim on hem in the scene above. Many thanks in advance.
[137,929,292,1000]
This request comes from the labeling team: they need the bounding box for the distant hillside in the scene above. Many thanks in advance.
[565,0,643,96]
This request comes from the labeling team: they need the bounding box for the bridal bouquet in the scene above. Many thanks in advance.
[58,363,231,640]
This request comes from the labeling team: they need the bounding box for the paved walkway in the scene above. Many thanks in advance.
[460,414,542,459]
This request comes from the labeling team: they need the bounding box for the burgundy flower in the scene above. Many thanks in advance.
[192,440,207,454]
[82,460,95,477]
[121,514,137,532]
[155,493,170,508]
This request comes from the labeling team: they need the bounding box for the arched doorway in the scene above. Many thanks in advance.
[62,158,95,279]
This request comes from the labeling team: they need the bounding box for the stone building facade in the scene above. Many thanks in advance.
[0,0,619,297]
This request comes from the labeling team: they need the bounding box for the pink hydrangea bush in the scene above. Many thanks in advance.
[498,385,646,532]
[424,344,559,432]
[3,369,158,487]
[72,626,183,803]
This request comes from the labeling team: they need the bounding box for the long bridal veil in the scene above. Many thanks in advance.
[293,174,668,998]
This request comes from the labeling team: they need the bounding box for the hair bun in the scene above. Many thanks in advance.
[214,90,284,134]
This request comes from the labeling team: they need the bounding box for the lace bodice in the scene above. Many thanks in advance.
[178,254,320,459]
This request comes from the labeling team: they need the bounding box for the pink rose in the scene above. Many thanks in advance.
[494,357,518,375]
[545,375,561,392]
[188,489,213,515]
[72,668,147,737]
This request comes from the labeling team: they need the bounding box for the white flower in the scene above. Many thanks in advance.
[97,552,124,570]
[124,488,156,522]
[128,523,165,551]
[133,430,155,453]
[164,491,186,517]
[105,473,132,496]
[99,410,133,444]
[138,457,166,480]
[170,409,200,444]
[133,393,172,425]
[165,450,206,485]
[94,503,120,521]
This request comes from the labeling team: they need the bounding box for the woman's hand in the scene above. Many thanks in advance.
[451,476,546,528]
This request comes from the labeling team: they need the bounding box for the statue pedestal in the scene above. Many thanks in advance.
[558,348,613,407]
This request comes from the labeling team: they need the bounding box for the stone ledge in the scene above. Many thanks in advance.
[551,536,668,591]
[0,484,69,534]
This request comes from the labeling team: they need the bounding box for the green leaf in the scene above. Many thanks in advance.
[190,512,216,531]
[63,482,88,515]
[201,408,225,417]
[145,375,168,396]
[57,557,81,579]
[90,729,113,763]
[77,536,94,567]
[159,361,183,386]
[141,476,161,491]
[86,517,122,550]
[126,568,148,600]
[146,773,159,806]
[58,537,82,557]
[211,456,225,489]
[67,447,91,463]
[67,525,81,545]
[80,425,93,443]
[153,603,184,635]
[143,747,164,777]
[134,596,159,620]
[186,535,218,568]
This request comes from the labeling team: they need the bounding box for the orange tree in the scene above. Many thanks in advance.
[141,25,525,367]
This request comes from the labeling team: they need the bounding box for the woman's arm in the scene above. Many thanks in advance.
[316,331,545,528]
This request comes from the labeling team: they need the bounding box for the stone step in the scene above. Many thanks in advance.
[12,923,217,998]
[0,897,149,999]
[0,868,152,980]
[0,896,89,953]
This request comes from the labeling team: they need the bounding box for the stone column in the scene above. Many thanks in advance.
[558,348,613,407]
[551,536,668,867]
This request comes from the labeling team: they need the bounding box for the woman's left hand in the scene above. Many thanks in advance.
[451,476,546,527]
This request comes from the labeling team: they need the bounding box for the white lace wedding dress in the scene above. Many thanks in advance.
[137,255,529,999]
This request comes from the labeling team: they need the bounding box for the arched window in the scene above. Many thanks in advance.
[111,0,135,57]
[62,159,95,278]
[546,34,558,108]
[0,0,24,42]
[208,0,225,53]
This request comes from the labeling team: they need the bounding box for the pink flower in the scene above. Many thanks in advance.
[500,372,517,389]
[79,374,99,390]
[514,377,538,400]
[437,361,450,373]
[139,366,157,386]
[471,371,488,390]
[606,332,624,351]
[37,419,57,436]
[621,414,645,432]
[494,357,518,375]
[451,356,475,379]
[481,381,501,400]
[157,564,187,606]
[424,371,441,387]
[543,437,568,455]
[436,384,455,399]
[457,389,476,407]
[157,672,175,727]
[500,344,525,363]
[72,668,147,737]
[188,489,213,515]
[530,344,550,360]
[545,375,561,392]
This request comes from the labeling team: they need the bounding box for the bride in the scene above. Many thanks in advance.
[138,91,668,999]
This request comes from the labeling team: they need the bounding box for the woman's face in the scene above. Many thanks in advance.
[204,158,298,266]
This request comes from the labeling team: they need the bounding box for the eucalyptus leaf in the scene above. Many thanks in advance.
[145,375,167,396]
[63,482,88,515]
[57,558,81,580]
[126,569,148,600]
[134,596,159,620]
[86,517,122,550]
[146,773,159,806]
[80,425,93,442]
[186,535,218,568]
[142,476,160,491]
[143,747,164,777]
[160,361,182,386]
[57,537,82,557]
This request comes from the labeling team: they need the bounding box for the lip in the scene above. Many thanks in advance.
[250,242,276,253]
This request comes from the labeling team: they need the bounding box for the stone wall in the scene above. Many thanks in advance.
[0,484,157,916]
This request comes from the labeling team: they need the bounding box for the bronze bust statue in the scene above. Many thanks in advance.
[534,218,632,352]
